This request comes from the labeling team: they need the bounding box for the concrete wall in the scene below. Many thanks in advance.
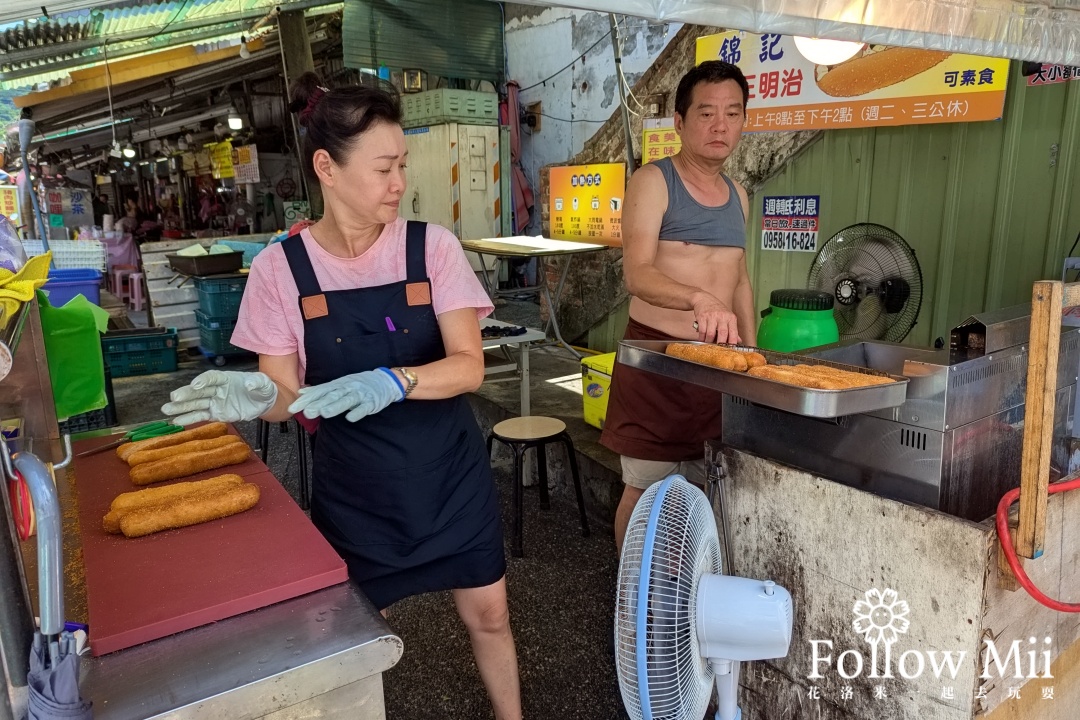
[504,4,680,234]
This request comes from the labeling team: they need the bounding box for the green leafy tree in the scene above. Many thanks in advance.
[0,90,19,127]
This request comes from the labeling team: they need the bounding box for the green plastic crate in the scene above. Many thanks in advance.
[195,275,248,318]
[400,89,499,129]
[195,310,249,356]
[102,329,179,378]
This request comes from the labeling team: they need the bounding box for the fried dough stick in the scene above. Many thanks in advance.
[666,343,750,372]
[117,422,229,462]
[129,441,252,486]
[126,435,243,467]
[103,474,245,533]
[119,483,261,538]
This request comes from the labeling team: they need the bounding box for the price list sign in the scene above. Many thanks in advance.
[549,163,625,242]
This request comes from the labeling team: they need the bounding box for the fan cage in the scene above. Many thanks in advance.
[807,223,923,343]
[616,476,722,720]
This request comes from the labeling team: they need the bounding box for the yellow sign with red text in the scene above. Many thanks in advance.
[549,164,625,242]
[696,31,1009,131]
[642,119,681,163]
[0,186,18,221]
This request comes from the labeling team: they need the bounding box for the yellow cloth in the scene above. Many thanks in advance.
[0,253,51,326]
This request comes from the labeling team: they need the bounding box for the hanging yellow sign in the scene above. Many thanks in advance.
[208,141,235,180]
[0,186,18,221]
[642,119,680,163]
[696,31,1009,131]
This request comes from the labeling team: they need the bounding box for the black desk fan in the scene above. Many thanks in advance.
[807,222,923,342]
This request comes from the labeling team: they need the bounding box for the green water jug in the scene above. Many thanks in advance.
[757,289,840,353]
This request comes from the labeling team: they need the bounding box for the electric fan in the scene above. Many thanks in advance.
[616,475,793,720]
[807,223,923,342]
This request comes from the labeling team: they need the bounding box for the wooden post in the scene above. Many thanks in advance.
[1016,280,1063,559]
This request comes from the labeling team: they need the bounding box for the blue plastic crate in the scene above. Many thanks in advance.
[194,275,248,318]
[45,268,102,307]
[194,310,249,356]
[215,240,267,268]
[101,328,179,378]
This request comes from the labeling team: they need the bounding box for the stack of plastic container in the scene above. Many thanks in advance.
[194,273,250,366]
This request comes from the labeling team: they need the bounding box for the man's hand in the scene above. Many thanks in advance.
[692,292,741,345]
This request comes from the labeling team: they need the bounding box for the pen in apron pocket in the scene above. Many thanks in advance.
[385,317,396,332]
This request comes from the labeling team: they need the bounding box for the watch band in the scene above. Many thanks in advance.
[396,367,418,397]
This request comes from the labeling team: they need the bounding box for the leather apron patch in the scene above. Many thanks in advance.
[406,282,432,306]
[302,294,329,319]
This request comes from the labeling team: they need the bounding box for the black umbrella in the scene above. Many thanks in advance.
[27,632,91,720]
[13,444,92,719]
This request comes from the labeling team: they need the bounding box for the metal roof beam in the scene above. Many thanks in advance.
[0,0,337,77]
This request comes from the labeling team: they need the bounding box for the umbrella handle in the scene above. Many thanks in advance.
[13,451,63,637]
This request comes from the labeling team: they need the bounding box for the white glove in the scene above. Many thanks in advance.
[287,368,404,422]
[162,370,278,425]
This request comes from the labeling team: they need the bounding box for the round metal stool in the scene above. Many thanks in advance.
[487,416,590,558]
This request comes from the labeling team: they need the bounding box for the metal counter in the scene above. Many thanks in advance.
[15,443,402,720]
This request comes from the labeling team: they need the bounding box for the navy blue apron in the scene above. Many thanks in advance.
[282,222,505,610]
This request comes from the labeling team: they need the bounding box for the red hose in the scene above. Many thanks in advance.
[996,477,1080,612]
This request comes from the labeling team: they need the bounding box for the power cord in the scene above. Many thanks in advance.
[517,29,614,94]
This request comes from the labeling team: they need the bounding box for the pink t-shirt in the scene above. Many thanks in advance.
[230,218,493,383]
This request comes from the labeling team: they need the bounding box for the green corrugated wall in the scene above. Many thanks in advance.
[341,0,503,82]
[746,63,1080,348]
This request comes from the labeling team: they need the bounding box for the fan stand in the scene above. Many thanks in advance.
[707,453,741,720]
[711,659,741,720]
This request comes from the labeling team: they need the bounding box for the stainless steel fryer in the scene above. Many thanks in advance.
[721,306,1080,522]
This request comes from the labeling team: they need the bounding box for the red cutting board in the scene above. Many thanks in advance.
[73,427,348,656]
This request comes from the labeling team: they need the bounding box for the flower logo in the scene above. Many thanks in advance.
[853,588,910,646]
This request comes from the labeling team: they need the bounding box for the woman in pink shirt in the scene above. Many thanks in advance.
[161,73,521,719]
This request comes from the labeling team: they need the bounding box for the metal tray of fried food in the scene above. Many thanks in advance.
[617,340,910,418]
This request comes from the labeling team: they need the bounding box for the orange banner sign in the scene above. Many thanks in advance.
[697,31,1009,131]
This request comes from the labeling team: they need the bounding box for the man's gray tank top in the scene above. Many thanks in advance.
[654,156,746,248]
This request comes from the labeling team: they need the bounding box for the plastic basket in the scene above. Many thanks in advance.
[401,89,499,129]
[101,328,179,378]
[23,240,108,272]
[195,275,248,317]
[57,365,117,433]
[44,268,102,306]
[194,309,249,356]
[215,240,267,268]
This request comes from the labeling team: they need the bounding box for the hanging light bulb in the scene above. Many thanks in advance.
[122,142,136,159]
[228,108,243,131]
[793,36,865,66]
[239,35,251,59]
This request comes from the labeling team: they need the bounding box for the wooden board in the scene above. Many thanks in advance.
[72,429,348,656]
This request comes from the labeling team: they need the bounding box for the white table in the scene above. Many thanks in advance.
[463,236,608,360]
[481,318,546,417]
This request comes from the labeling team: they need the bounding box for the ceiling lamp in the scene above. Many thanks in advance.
[793,36,866,66]
[122,142,136,159]
[228,108,243,131]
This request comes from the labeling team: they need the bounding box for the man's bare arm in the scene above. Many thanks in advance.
[621,165,740,343]
[732,255,757,346]
[730,178,756,345]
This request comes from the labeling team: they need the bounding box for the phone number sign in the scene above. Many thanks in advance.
[762,195,819,252]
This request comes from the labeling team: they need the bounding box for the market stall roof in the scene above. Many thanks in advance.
[504,0,1080,65]
[0,0,340,88]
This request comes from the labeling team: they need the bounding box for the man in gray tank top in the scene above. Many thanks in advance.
[600,61,755,554]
